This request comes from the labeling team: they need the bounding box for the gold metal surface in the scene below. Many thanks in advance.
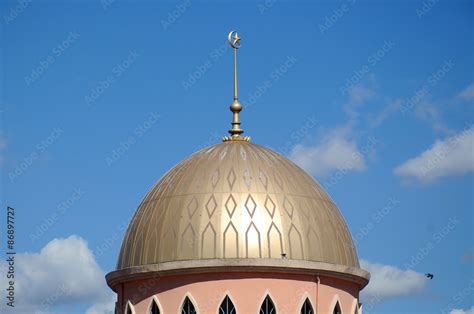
[117,141,360,270]
[224,30,248,141]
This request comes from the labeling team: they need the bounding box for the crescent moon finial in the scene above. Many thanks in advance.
[228,30,241,49]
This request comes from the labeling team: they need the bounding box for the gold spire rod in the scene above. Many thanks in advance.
[223,30,250,142]
[234,47,238,100]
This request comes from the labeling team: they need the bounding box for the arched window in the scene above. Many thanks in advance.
[300,298,314,314]
[219,295,236,314]
[149,298,161,314]
[125,301,134,314]
[181,296,197,314]
[260,295,276,314]
[353,299,360,314]
[333,301,342,314]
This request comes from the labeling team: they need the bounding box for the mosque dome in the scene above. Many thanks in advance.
[107,32,369,314]
[116,140,361,270]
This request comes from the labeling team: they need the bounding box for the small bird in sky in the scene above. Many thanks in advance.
[425,273,434,279]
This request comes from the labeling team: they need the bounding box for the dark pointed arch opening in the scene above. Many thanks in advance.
[149,298,160,314]
[125,301,134,314]
[333,301,342,314]
[353,301,359,314]
[300,298,314,314]
[219,295,236,314]
[260,295,276,314]
[181,296,197,314]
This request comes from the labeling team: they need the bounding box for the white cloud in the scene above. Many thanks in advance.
[415,102,452,134]
[450,307,474,314]
[289,83,378,178]
[344,84,375,121]
[458,83,474,101]
[348,84,375,105]
[0,235,114,314]
[86,295,115,314]
[370,99,402,128]
[289,128,367,177]
[394,126,474,182]
[360,260,426,302]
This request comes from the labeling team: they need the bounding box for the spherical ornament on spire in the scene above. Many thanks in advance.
[230,99,242,113]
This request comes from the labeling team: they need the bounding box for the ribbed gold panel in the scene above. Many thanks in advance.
[117,141,359,269]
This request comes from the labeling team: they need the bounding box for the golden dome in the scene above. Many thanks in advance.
[117,141,360,270]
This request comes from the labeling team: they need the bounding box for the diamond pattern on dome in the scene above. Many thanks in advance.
[205,146,216,155]
[116,141,360,270]
[264,195,276,218]
[225,194,237,218]
[286,172,298,191]
[207,146,219,159]
[240,146,247,161]
[227,168,236,190]
[211,169,220,189]
[258,151,269,162]
[283,197,294,218]
[245,194,257,218]
[243,169,252,189]
[273,171,283,191]
[205,195,218,218]
[219,147,228,160]
[259,170,268,190]
[187,197,198,218]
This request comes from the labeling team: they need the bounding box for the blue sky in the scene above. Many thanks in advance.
[0,0,473,313]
